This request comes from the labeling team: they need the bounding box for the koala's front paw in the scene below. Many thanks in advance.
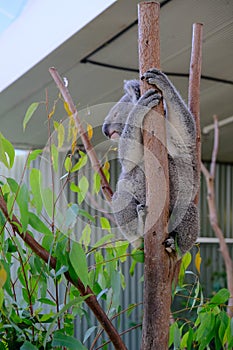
[141,68,168,91]
[137,89,162,109]
[164,237,176,253]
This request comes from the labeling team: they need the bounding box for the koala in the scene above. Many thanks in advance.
[102,68,199,257]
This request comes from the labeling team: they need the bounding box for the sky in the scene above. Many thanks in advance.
[0,0,115,92]
[0,0,28,34]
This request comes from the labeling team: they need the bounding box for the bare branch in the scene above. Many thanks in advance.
[201,162,210,179]
[49,67,113,201]
[201,119,233,317]
[210,115,219,177]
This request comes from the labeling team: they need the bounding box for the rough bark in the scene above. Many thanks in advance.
[138,3,174,349]
[201,116,233,318]
[188,23,203,205]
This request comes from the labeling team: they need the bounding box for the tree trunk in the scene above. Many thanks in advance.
[138,3,174,349]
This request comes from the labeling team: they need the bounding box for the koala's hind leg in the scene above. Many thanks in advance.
[111,190,144,247]
[165,202,199,257]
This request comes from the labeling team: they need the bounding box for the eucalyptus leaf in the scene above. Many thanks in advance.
[23,102,39,130]
[28,211,52,235]
[27,149,42,167]
[210,288,230,305]
[78,176,89,205]
[17,184,29,232]
[52,331,87,349]
[0,133,15,169]
[69,242,89,288]
[30,168,43,214]
[20,341,38,350]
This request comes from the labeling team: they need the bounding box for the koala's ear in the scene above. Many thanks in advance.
[123,80,140,103]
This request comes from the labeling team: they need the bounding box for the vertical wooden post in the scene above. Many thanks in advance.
[138,2,173,349]
[188,23,203,205]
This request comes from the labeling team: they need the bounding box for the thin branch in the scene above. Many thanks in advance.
[201,116,233,317]
[210,115,219,177]
[49,67,113,201]
[200,162,209,179]
[174,22,203,288]
[0,194,127,350]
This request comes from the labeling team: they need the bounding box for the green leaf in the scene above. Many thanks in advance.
[30,168,43,214]
[169,322,180,348]
[111,270,121,307]
[44,296,89,347]
[0,133,15,169]
[79,224,91,249]
[6,194,15,219]
[196,312,215,348]
[20,341,38,350]
[0,209,6,233]
[17,184,29,231]
[40,313,54,322]
[209,288,230,305]
[64,156,72,172]
[22,287,30,303]
[54,121,65,149]
[131,249,144,263]
[23,102,39,130]
[115,241,129,262]
[100,217,111,233]
[92,234,114,248]
[71,151,88,173]
[78,176,89,205]
[7,177,19,194]
[83,326,97,343]
[93,171,101,194]
[55,265,68,278]
[179,251,192,286]
[27,149,42,167]
[0,289,4,309]
[78,209,95,222]
[52,331,87,349]
[41,187,54,218]
[218,311,229,344]
[51,143,58,172]
[28,212,52,235]
[38,297,56,306]
[65,204,79,229]
[70,182,81,193]
[0,259,12,296]
[69,242,89,287]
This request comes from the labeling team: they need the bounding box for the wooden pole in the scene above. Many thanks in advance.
[138,2,173,349]
[174,22,203,287]
[188,23,203,205]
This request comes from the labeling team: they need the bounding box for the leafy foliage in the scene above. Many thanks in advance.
[0,98,232,350]
[169,252,233,349]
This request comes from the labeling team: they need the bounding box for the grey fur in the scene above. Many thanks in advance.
[102,68,199,257]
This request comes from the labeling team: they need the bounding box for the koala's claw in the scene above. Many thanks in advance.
[141,68,166,87]
[164,237,176,253]
[138,89,162,109]
[137,204,147,217]
[136,204,147,237]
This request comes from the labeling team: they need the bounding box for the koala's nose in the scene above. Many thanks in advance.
[102,123,110,137]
